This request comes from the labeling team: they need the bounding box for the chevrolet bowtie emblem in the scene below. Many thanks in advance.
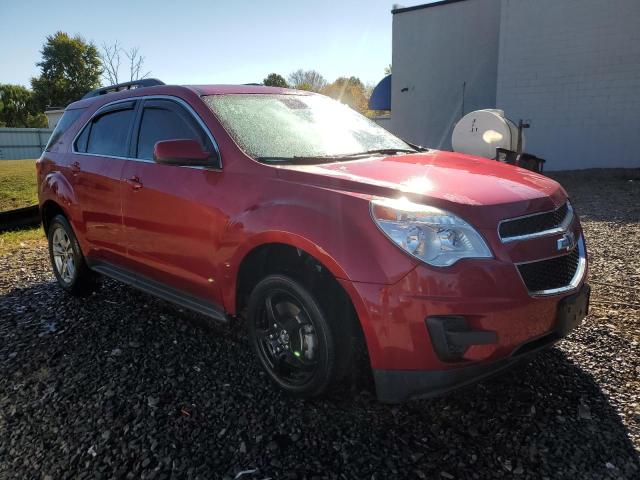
[557,231,577,252]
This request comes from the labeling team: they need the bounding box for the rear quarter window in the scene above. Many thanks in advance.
[44,108,86,151]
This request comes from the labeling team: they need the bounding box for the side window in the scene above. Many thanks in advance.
[86,108,134,157]
[136,101,212,161]
[75,123,90,153]
[45,108,86,151]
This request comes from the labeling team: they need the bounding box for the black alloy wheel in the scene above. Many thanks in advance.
[248,274,342,397]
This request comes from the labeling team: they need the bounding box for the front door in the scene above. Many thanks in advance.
[120,98,226,303]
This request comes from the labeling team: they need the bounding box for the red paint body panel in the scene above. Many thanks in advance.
[276,152,567,229]
[72,154,128,263]
[120,161,228,302]
[38,85,588,382]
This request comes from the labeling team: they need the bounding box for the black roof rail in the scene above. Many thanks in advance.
[82,78,165,99]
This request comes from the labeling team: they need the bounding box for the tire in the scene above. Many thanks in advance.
[247,274,349,398]
[47,214,96,297]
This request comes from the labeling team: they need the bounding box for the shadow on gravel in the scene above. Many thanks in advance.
[1,279,639,479]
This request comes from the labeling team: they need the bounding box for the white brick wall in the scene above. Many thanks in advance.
[497,0,640,169]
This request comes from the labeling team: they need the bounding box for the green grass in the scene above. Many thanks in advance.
[0,159,38,212]
[0,227,45,256]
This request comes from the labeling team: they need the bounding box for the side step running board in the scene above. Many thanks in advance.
[89,261,229,323]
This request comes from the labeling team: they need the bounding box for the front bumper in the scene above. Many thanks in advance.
[374,353,531,404]
[374,283,590,403]
[339,254,589,402]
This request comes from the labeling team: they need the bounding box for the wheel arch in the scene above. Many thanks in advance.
[39,170,82,226]
[40,199,68,234]
[39,170,86,250]
[224,232,350,315]
[232,240,373,380]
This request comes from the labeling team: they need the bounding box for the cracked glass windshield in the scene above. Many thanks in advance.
[204,94,412,163]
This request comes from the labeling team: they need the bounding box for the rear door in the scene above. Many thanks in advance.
[72,100,137,264]
[120,97,226,302]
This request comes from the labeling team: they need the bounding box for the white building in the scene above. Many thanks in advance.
[391,0,640,170]
[44,108,65,129]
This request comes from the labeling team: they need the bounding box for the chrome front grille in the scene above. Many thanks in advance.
[499,202,573,242]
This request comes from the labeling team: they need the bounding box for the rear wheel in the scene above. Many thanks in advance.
[247,274,346,397]
[48,215,96,296]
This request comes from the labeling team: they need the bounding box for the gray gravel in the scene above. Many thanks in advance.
[1,169,639,479]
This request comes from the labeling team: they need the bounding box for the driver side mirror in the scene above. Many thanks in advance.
[153,139,215,167]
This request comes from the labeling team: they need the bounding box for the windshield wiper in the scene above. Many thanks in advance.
[349,148,418,156]
[257,148,418,165]
[290,148,417,162]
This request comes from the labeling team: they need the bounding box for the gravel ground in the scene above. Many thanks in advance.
[1,169,639,480]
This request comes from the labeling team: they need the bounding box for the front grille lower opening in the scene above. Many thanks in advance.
[517,246,580,293]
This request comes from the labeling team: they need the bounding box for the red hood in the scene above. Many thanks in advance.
[275,150,567,228]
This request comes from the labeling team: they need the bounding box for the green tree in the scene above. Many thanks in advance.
[31,32,102,109]
[296,82,315,92]
[321,76,369,113]
[26,112,49,128]
[263,73,288,88]
[0,84,46,127]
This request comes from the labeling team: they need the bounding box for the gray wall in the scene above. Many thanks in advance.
[0,128,53,160]
[391,0,502,150]
[497,0,640,170]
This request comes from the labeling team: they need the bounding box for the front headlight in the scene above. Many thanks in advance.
[370,197,492,267]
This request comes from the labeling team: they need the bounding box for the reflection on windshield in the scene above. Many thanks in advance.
[204,94,412,163]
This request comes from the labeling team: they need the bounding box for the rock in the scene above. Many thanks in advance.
[578,403,591,420]
[1,171,639,479]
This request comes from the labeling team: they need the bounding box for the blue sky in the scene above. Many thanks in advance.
[0,0,425,88]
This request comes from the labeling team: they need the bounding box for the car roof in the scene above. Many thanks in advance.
[66,84,311,110]
[185,84,306,95]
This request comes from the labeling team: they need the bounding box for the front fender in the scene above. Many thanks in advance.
[219,191,416,313]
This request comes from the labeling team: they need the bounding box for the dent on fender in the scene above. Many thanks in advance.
[44,171,78,207]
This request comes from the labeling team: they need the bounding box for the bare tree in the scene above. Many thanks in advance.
[99,42,150,85]
[125,47,150,82]
[99,41,121,85]
[287,69,327,92]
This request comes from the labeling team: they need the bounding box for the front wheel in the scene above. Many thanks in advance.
[48,215,96,296]
[247,274,346,398]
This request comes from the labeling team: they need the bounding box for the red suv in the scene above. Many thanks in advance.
[37,79,589,403]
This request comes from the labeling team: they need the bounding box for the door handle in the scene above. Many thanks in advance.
[126,176,143,191]
[70,161,81,174]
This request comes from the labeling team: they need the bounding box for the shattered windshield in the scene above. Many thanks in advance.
[203,94,412,163]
